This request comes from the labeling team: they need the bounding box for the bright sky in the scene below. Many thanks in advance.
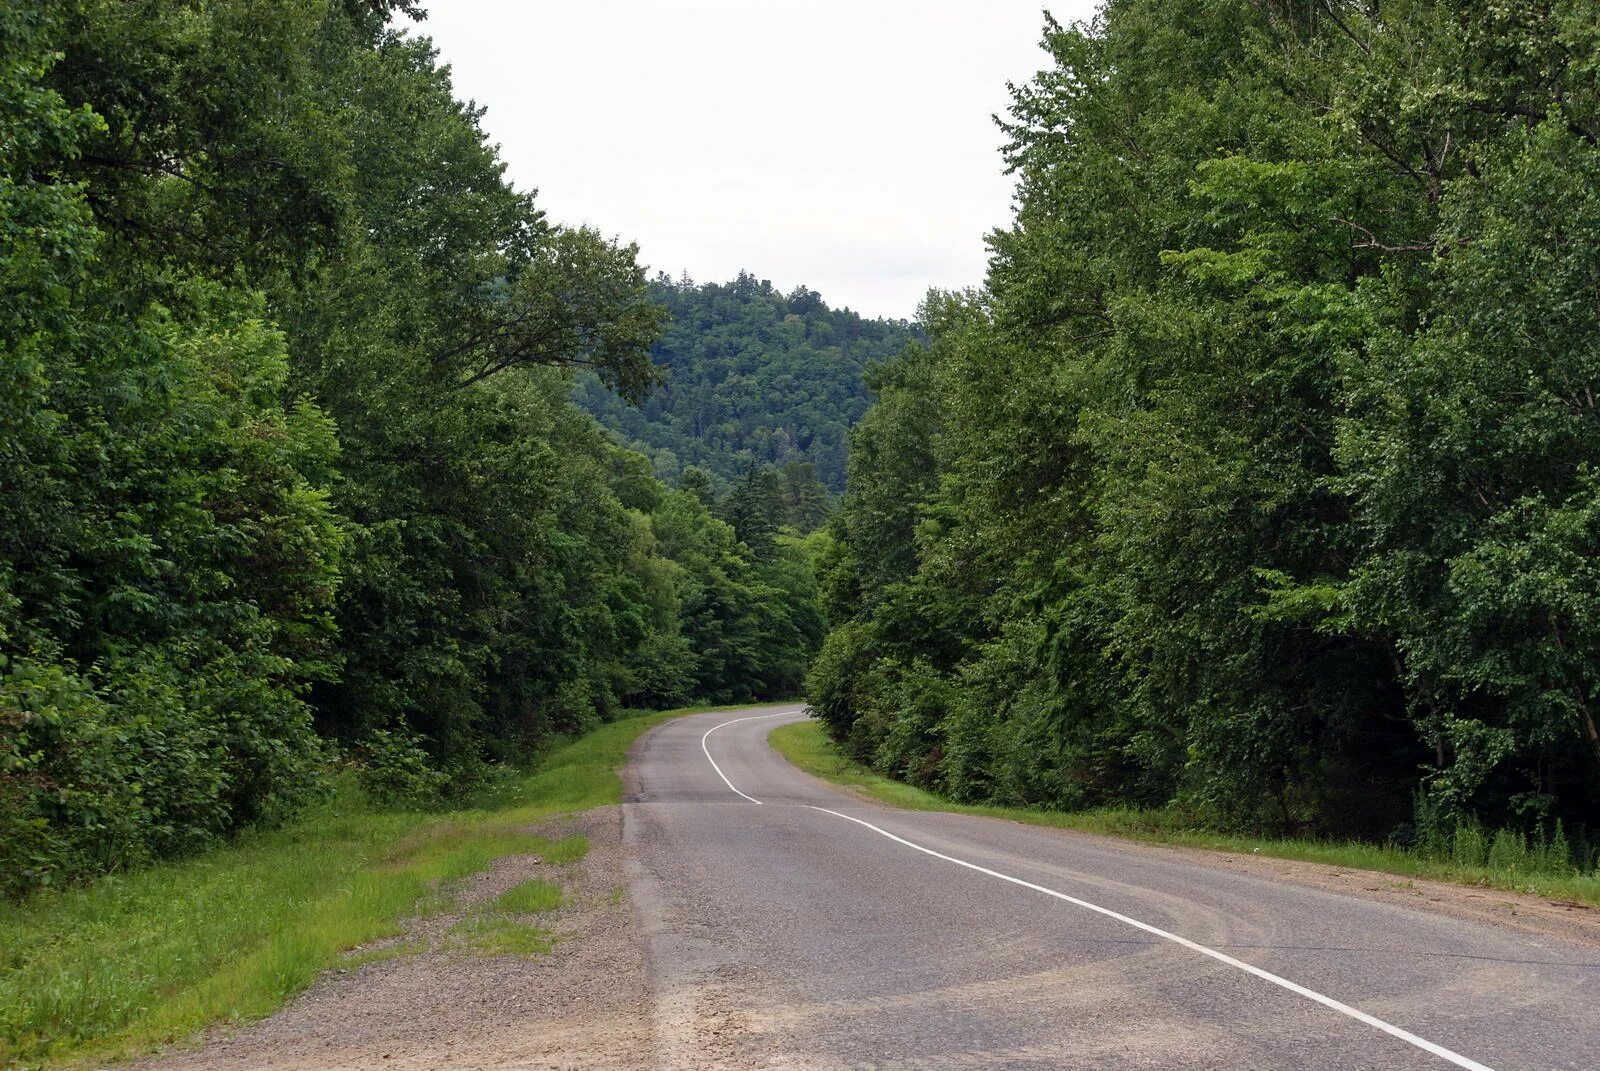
[407,1,1099,321]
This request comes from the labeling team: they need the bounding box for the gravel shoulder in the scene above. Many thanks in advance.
[127,806,653,1071]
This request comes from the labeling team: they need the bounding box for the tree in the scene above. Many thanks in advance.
[780,461,831,532]
[1,0,827,896]
[809,0,1600,840]
[721,464,786,558]
[679,466,716,507]
[1,3,346,895]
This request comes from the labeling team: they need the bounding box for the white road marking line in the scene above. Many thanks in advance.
[805,805,1496,1071]
[700,710,800,804]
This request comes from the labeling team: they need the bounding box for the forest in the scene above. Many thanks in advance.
[810,0,1600,854]
[0,0,825,897]
[16,3,1600,1067]
[573,273,917,495]
[10,0,1600,903]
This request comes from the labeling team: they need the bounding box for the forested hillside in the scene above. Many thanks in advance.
[0,0,821,897]
[573,273,917,493]
[812,0,1600,851]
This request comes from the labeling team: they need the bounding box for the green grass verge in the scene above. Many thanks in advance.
[533,834,589,866]
[0,705,706,1070]
[769,719,1600,908]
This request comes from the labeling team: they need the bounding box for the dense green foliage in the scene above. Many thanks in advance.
[0,0,821,897]
[574,273,918,494]
[812,0,1600,852]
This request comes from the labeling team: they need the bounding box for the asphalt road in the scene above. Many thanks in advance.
[621,706,1599,1071]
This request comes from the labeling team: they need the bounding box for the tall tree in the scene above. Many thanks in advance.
[1,0,825,897]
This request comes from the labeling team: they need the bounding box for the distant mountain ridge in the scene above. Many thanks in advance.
[574,272,920,493]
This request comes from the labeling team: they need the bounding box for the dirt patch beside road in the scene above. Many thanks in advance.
[132,806,653,1071]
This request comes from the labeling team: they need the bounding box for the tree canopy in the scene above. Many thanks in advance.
[0,0,824,897]
[811,0,1600,848]
[15,0,1600,897]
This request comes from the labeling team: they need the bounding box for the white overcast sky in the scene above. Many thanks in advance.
[406,1,1099,321]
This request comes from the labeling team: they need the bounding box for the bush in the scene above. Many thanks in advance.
[356,729,451,808]
[618,632,697,709]
[873,661,953,790]
[805,621,876,743]
[0,651,327,897]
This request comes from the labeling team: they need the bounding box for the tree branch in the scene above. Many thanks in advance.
[1332,216,1444,254]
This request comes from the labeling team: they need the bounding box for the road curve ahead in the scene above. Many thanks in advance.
[622,707,1597,1071]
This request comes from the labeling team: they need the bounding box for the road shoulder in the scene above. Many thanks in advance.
[130,806,653,1071]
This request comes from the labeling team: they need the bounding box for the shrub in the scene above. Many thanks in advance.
[0,650,327,897]
[356,729,451,808]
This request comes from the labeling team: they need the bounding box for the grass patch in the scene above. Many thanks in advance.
[447,874,567,957]
[537,834,588,866]
[491,878,564,915]
[448,915,555,957]
[0,704,710,1070]
[0,785,424,1071]
[769,719,1600,908]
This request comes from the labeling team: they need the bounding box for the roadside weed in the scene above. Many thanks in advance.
[448,915,556,957]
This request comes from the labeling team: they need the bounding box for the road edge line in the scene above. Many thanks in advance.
[804,804,1496,1071]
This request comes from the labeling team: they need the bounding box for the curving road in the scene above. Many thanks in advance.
[621,706,1599,1070]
